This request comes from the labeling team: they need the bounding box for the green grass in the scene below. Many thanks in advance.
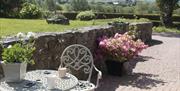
[153,26,180,34]
[1,18,180,37]
[0,18,113,36]
[115,18,151,23]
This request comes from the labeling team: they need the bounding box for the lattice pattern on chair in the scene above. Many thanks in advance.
[60,44,94,81]
[60,44,102,91]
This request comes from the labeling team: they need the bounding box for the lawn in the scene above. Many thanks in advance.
[1,18,180,37]
[0,18,114,36]
[153,26,180,34]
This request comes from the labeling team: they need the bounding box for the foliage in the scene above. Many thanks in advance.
[116,18,150,23]
[61,4,73,12]
[88,1,161,14]
[98,33,148,62]
[90,4,116,13]
[48,14,67,19]
[153,26,180,34]
[76,11,96,21]
[56,4,63,11]
[45,0,56,11]
[90,4,104,13]
[70,0,90,11]
[174,8,180,15]
[1,32,36,64]
[156,0,179,27]
[0,36,3,49]
[20,3,42,19]
[0,0,25,18]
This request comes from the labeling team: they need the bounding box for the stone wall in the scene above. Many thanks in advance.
[129,22,153,42]
[30,26,123,70]
[0,22,152,76]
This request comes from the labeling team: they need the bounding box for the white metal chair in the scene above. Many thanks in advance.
[60,44,102,91]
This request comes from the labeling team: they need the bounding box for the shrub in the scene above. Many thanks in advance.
[0,0,24,18]
[43,11,52,18]
[98,33,148,62]
[45,0,56,11]
[61,4,73,12]
[70,0,90,11]
[103,5,114,13]
[90,4,104,13]
[153,26,180,33]
[19,3,42,19]
[1,32,36,64]
[122,7,134,13]
[56,4,63,11]
[48,14,67,19]
[116,18,150,23]
[76,11,96,21]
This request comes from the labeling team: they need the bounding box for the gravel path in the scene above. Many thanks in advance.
[97,33,180,91]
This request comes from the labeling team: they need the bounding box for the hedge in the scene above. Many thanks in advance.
[60,12,180,22]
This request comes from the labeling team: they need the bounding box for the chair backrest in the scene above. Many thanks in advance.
[60,44,94,81]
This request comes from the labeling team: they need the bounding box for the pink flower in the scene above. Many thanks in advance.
[98,32,148,61]
[99,41,106,47]
[114,33,122,38]
[130,48,136,52]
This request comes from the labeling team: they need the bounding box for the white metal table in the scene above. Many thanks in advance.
[0,70,78,91]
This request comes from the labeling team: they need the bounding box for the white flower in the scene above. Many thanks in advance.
[27,32,36,38]
[7,45,12,48]
[17,32,25,38]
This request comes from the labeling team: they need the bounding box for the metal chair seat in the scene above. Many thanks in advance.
[70,80,95,91]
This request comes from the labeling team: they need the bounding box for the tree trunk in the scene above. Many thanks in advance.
[156,0,179,28]
[160,11,173,27]
[159,2,175,28]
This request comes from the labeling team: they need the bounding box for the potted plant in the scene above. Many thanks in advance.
[98,33,148,76]
[0,32,36,82]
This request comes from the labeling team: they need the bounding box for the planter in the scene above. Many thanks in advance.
[105,60,126,76]
[1,62,27,82]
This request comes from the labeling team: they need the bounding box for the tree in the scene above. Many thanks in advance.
[0,0,25,17]
[156,0,179,27]
[45,0,56,11]
[70,0,90,11]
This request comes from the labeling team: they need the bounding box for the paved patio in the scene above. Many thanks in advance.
[97,33,180,91]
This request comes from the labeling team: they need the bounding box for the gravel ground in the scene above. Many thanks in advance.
[97,33,180,91]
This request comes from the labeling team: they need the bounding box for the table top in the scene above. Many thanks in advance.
[0,70,78,91]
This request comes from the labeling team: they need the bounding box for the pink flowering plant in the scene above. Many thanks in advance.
[98,33,148,62]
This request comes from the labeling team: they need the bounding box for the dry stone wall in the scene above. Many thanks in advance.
[129,22,153,42]
[0,22,152,76]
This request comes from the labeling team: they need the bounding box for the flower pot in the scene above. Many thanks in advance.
[1,62,27,82]
[105,60,126,76]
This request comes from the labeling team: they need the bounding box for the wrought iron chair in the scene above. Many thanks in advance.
[60,44,102,91]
